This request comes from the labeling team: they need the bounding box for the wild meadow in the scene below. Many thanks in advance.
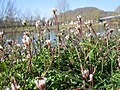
[0,8,120,90]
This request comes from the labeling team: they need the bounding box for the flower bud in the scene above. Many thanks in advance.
[52,8,57,15]
[0,31,3,38]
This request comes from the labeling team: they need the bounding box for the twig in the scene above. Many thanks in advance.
[43,48,54,77]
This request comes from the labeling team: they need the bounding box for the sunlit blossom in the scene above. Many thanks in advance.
[0,31,3,38]
[96,33,100,36]
[118,58,120,68]
[22,34,31,48]
[0,44,3,51]
[52,8,57,15]
[118,29,120,32]
[58,33,62,36]
[103,21,109,27]
[88,74,93,82]
[0,44,3,59]
[11,77,20,90]
[24,31,30,36]
[44,40,52,46]
[84,20,93,26]
[35,20,40,27]
[34,77,46,89]
[86,33,91,37]
[82,69,89,78]
[60,29,65,33]
[16,44,21,48]
[21,20,27,26]
[45,19,49,26]
[77,15,82,20]
[65,34,70,40]
[5,87,10,90]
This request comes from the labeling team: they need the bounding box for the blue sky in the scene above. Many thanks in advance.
[15,0,120,18]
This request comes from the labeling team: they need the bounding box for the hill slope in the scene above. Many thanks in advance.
[57,7,120,22]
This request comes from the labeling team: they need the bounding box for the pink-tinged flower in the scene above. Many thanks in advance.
[88,74,93,82]
[77,15,82,24]
[85,33,91,37]
[11,77,20,90]
[75,24,81,30]
[34,77,46,89]
[84,20,93,26]
[22,34,31,48]
[75,24,83,36]
[77,15,82,20]
[82,69,89,79]
[103,21,109,27]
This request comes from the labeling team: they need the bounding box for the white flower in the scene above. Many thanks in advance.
[5,87,10,90]
[21,20,26,26]
[118,29,120,32]
[23,31,30,36]
[65,34,70,40]
[58,33,62,36]
[37,33,40,37]
[16,44,21,48]
[84,20,93,26]
[103,21,107,24]
[11,77,20,90]
[118,58,120,67]
[0,31,3,38]
[44,40,52,45]
[52,8,57,14]
[82,69,89,78]
[96,33,100,36]
[60,29,65,33]
[109,28,114,33]
[35,20,40,25]
[0,45,3,51]
[88,74,93,82]
[11,83,20,90]
[35,77,46,89]
[22,34,31,48]
[86,33,91,37]
[77,15,82,19]
[0,31,3,35]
